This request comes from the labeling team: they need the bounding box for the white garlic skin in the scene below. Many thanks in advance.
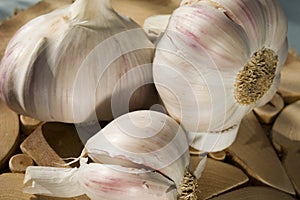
[85,110,190,187]
[153,0,288,151]
[0,0,157,123]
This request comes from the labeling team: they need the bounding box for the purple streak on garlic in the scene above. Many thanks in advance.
[153,0,288,152]
[0,0,157,123]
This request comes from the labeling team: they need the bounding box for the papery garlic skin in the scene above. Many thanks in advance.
[24,159,177,200]
[0,0,157,123]
[153,0,288,152]
[84,110,190,187]
[143,15,171,43]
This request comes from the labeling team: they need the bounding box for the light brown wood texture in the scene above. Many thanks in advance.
[278,51,300,104]
[210,187,296,200]
[112,0,180,25]
[0,100,20,170]
[0,0,73,59]
[0,173,89,200]
[20,123,84,167]
[197,158,248,200]
[272,101,300,195]
[20,115,42,135]
[253,93,285,124]
[9,154,34,173]
[208,151,226,161]
[226,112,295,195]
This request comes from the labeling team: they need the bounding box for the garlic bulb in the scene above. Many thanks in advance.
[0,0,157,123]
[24,111,198,199]
[153,0,288,152]
[143,15,171,43]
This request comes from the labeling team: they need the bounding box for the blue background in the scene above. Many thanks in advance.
[0,0,299,52]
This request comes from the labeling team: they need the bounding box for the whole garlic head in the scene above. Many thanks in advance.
[0,0,157,123]
[24,111,197,199]
[153,0,288,152]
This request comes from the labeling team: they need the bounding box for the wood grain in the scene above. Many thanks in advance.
[197,158,248,200]
[227,112,295,195]
[208,151,226,161]
[210,187,296,200]
[253,93,285,124]
[278,52,300,104]
[0,173,89,200]
[0,100,20,170]
[9,154,34,173]
[20,122,84,167]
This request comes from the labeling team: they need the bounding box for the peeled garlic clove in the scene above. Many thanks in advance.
[143,15,171,43]
[79,163,177,200]
[24,159,177,200]
[153,0,288,152]
[84,110,190,187]
[0,0,156,123]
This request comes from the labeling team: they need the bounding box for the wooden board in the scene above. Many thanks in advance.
[0,100,19,170]
[0,173,89,200]
[21,122,84,167]
[226,112,295,195]
[197,158,248,200]
[210,187,296,200]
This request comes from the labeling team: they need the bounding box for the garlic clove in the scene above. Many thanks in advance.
[79,163,177,200]
[24,159,177,200]
[84,110,190,187]
[24,166,84,198]
[143,15,171,43]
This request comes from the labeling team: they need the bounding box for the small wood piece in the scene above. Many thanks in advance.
[0,100,20,170]
[0,0,73,58]
[272,100,300,195]
[227,112,295,195]
[9,154,34,173]
[210,187,296,200]
[21,122,84,167]
[20,115,42,135]
[196,158,248,200]
[208,151,226,161]
[253,93,285,124]
[0,173,89,200]
[112,0,180,25]
[278,51,300,104]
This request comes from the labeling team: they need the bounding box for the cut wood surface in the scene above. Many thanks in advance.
[0,0,73,59]
[278,52,300,104]
[227,112,295,195]
[210,187,296,200]
[0,173,89,200]
[253,93,285,124]
[0,100,19,170]
[9,154,34,173]
[208,151,226,161]
[21,122,84,167]
[283,152,300,196]
[20,115,42,135]
[197,158,248,200]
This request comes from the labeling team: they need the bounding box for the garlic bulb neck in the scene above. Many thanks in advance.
[235,47,278,105]
[70,0,115,26]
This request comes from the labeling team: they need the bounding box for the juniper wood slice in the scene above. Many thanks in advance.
[20,122,84,167]
[196,158,248,200]
[208,151,226,161]
[20,115,42,135]
[253,93,285,124]
[0,100,19,170]
[0,0,73,58]
[0,173,89,200]
[112,0,180,25]
[227,112,295,195]
[9,154,34,173]
[278,52,300,104]
[272,100,300,151]
[283,152,300,196]
[210,187,296,200]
